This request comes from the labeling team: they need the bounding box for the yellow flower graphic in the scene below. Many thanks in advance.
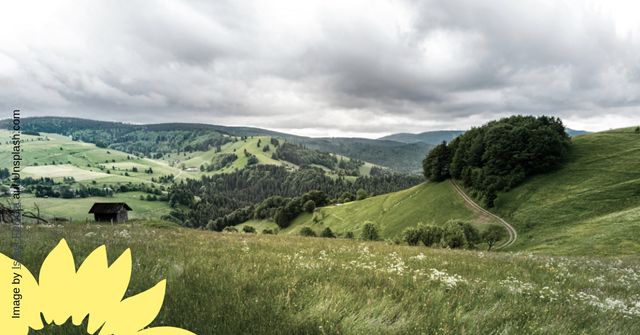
[1,239,196,335]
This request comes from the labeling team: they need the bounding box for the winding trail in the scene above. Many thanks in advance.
[449,180,517,249]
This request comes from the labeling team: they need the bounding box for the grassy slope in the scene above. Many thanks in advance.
[494,128,640,255]
[256,128,640,256]
[247,182,500,239]
[2,224,638,334]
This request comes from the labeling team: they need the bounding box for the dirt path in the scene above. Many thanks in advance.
[449,180,517,249]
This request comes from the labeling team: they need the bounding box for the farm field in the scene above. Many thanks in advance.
[18,192,172,222]
[0,130,181,185]
[22,164,110,181]
[1,224,638,334]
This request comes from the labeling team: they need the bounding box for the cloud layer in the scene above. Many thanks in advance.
[1,0,639,137]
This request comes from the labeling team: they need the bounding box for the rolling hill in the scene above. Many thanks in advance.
[492,127,640,255]
[240,181,502,243]
[245,127,640,256]
[1,117,430,172]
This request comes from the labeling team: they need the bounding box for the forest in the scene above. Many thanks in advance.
[422,115,571,206]
[166,165,424,229]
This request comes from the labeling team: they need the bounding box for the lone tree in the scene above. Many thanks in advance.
[635,126,640,134]
[482,225,506,251]
[321,227,336,238]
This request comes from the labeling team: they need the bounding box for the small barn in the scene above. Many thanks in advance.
[89,202,132,223]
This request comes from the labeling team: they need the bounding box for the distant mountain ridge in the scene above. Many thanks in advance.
[379,130,465,144]
[381,128,590,145]
[0,116,430,172]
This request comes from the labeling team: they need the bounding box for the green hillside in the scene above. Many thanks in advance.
[241,182,501,240]
[494,128,640,255]
[1,117,429,173]
[269,128,640,256]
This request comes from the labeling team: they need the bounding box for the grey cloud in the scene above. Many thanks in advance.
[0,0,639,137]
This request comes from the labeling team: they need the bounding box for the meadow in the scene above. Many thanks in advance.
[18,192,172,222]
[1,223,638,334]
[493,128,640,255]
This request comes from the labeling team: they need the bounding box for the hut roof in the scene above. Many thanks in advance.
[88,202,132,214]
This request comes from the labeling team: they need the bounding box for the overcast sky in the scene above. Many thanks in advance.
[1,0,639,138]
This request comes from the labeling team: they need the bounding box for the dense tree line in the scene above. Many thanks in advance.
[272,143,337,169]
[166,165,423,229]
[423,116,571,206]
[5,117,232,157]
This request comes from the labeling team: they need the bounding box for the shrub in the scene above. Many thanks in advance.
[320,227,336,238]
[360,222,379,241]
[223,226,238,233]
[442,225,466,248]
[441,221,468,248]
[419,224,443,247]
[303,200,316,213]
[299,227,316,237]
[345,231,354,239]
[262,228,275,235]
[242,225,256,234]
[402,227,421,246]
[482,225,506,250]
[356,189,369,200]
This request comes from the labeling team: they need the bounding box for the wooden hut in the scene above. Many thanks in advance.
[88,202,132,223]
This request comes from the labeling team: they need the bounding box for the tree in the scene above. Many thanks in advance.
[303,200,316,213]
[419,225,443,247]
[321,227,336,238]
[274,208,289,228]
[441,221,467,249]
[482,225,506,251]
[635,126,640,134]
[242,225,256,233]
[247,155,259,165]
[402,227,421,246]
[422,141,452,182]
[299,227,316,237]
[355,189,369,201]
[360,222,379,241]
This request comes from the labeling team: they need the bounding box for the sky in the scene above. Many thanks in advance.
[1,0,639,138]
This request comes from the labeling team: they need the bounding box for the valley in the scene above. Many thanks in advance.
[1,116,639,334]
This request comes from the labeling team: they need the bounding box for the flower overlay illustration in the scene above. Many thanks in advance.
[1,239,196,334]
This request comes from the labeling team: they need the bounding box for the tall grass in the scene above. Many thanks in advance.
[2,223,638,334]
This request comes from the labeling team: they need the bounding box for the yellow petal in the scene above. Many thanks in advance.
[38,239,77,325]
[99,280,167,334]
[136,326,197,335]
[86,248,132,334]
[72,245,108,326]
[0,253,43,334]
